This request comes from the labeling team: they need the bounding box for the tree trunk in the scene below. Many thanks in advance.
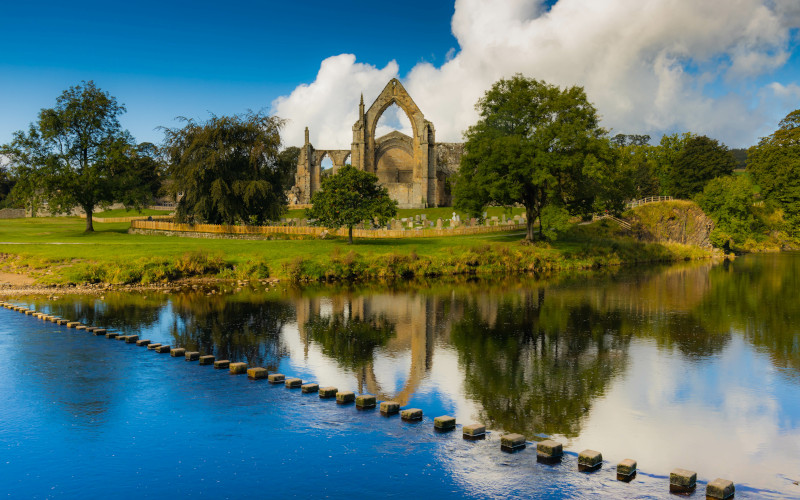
[84,205,94,232]
[525,204,537,241]
[348,226,353,244]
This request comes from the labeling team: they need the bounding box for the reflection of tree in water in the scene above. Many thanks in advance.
[169,293,293,370]
[305,308,396,371]
[33,293,165,333]
[450,289,631,438]
[694,255,800,377]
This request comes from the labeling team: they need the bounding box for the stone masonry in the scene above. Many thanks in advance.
[291,79,463,209]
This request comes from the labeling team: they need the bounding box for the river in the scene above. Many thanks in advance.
[1,253,798,498]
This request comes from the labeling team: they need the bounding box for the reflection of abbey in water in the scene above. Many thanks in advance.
[295,293,446,406]
[290,79,464,208]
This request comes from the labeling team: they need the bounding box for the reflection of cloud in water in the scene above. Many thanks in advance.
[574,337,800,495]
[282,321,360,390]
[371,349,411,395]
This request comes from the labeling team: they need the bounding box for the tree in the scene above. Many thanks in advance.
[748,109,800,235]
[306,165,397,244]
[695,175,761,251]
[453,75,611,241]
[651,132,693,195]
[277,146,300,191]
[0,81,155,231]
[610,134,660,200]
[163,111,286,225]
[0,166,15,207]
[668,135,736,198]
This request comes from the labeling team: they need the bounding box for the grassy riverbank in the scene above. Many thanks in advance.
[0,217,713,286]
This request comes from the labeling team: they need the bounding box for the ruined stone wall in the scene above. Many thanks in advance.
[291,81,465,208]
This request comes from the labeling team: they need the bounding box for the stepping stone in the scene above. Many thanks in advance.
[537,439,563,464]
[284,377,302,388]
[355,394,376,409]
[706,478,735,499]
[616,459,637,481]
[301,383,319,394]
[170,348,186,357]
[229,362,247,374]
[268,373,285,384]
[147,343,162,350]
[93,328,106,335]
[136,339,151,347]
[185,351,199,361]
[669,468,697,494]
[125,335,139,343]
[578,449,602,471]
[319,386,337,398]
[156,345,171,353]
[462,424,486,439]
[401,408,423,421]
[380,401,399,415]
[500,433,525,451]
[105,332,119,339]
[199,355,215,365]
[214,360,230,369]
[336,391,355,404]
[247,367,267,379]
[434,415,456,431]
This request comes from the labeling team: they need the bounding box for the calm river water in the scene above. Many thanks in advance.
[1,253,799,499]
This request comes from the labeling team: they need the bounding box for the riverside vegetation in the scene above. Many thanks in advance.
[0,206,711,287]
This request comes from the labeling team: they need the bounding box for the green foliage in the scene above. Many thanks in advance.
[277,146,300,191]
[0,81,159,231]
[668,135,736,198]
[748,109,800,236]
[163,111,287,225]
[695,175,762,251]
[454,74,613,241]
[0,166,15,207]
[610,135,660,201]
[540,204,572,241]
[651,132,693,195]
[306,165,398,243]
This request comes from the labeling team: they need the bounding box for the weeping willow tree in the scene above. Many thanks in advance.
[163,111,288,224]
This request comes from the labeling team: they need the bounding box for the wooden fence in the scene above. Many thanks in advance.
[625,196,674,209]
[91,215,174,223]
[129,219,524,239]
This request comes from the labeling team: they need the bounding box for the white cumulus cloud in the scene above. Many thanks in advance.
[272,0,800,149]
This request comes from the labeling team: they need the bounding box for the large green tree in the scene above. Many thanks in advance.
[306,165,397,244]
[668,135,736,198]
[453,75,612,241]
[163,111,287,225]
[748,109,800,235]
[695,174,762,250]
[0,81,157,231]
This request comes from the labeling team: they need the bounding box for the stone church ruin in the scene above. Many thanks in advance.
[290,79,463,208]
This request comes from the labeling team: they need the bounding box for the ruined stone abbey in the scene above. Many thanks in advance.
[290,79,463,208]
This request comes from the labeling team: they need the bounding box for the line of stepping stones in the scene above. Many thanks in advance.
[1,301,736,499]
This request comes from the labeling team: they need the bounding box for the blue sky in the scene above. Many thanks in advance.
[0,0,457,145]
[2,0,799,149]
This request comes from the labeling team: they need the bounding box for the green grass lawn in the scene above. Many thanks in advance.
[93,208,174,218]
[0,216,526,282]
[0,215,708,285]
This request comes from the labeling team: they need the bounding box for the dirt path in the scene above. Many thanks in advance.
[0,271,35,286]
